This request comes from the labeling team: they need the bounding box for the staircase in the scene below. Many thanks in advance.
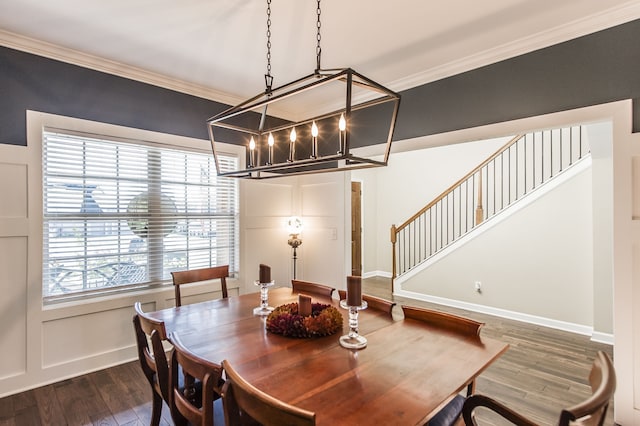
[391,126,590,283]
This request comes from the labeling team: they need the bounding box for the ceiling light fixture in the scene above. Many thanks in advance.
[207,0,401,179]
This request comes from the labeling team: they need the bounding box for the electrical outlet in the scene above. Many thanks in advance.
[474,281,482,292]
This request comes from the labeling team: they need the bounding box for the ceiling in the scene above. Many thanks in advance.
[1,0,640,111]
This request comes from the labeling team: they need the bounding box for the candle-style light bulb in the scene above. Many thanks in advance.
[288,127,297,162]
[311,121,318,159]
[248,136,256,168]
[267,132,274,165]
[338,113,346,154]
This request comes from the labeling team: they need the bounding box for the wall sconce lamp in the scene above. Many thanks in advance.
[287,217,303,279]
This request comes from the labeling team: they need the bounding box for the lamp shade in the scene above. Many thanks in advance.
[287,216,303,235]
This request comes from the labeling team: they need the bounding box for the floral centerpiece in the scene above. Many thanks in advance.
[266,302,343,338]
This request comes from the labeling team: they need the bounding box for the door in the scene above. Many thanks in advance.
[351,181,362,276]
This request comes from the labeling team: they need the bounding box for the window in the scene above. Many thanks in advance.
[42,130,238,300]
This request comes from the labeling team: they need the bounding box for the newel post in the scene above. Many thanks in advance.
[475,170,484,225]
[390,224,397,290]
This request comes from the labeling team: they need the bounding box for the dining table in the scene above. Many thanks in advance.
[147,286,508,425]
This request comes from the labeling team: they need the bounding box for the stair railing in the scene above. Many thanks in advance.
[391,126,589,283]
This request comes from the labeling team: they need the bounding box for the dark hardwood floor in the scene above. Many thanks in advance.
[365,276,616,426]
[0,277,615,425]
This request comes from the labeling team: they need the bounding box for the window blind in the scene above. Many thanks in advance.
[42,130,238,300]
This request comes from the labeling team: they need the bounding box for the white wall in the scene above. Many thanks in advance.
[610,100,640,425]
[398,165,594,328]
[352,137,509,276]
[240,172,350,291]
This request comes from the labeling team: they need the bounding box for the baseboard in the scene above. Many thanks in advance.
[394,287,610,341]
[362,270,392,279]
[591,331,614,345]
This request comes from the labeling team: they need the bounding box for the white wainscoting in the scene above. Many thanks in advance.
[0,112,243,398]
[0,111,351,398]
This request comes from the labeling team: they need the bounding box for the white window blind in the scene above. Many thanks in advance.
[42,130,238,300]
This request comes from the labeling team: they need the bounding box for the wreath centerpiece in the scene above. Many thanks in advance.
[266,302,343,338]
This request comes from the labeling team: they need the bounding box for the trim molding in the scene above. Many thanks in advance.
[3,3,640,104]
[388,2,640,93]
[591,332,614,345]
[362,270,392,279]
[0,29,243,107]
[394,287,606,340]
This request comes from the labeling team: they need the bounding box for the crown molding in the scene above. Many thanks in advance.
[2,2,640,118]
[0,29,244,108]
[388,1,640,93]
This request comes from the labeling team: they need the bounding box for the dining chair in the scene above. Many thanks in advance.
[133,302,171,426]
[462,350,616,426]
[337,290,396,317]
[401,305,484,426]
[291,279,335,298]
[171,265,229,307]
[169,331,225,426]
[221,359,316,426]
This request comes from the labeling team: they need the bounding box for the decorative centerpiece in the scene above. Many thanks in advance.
[266,294,343,338]
[339,276,368,349]
[253,264,275,316]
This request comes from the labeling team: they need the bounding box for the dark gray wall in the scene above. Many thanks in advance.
[2,18,640,147]
[0,47,229,145]
[394,18,640,139]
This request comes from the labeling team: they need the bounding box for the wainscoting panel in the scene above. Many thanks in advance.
[0,162,27,218]
[41,305,137,368]
[0,236,27,380]
[243,227,290,287]
[301,181,339,217]
[632,236,640,410]
[244,180,293,218]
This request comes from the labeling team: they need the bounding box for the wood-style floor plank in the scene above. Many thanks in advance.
[0,277,617,425]
[32,385,66,426]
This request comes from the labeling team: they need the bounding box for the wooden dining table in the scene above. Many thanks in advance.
[147,287,508,425]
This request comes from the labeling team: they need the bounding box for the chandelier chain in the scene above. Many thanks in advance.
[315,0,322,72]
[265,0,273,92]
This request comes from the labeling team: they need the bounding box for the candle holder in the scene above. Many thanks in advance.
[253,280,275,316]
[339,299,368,349]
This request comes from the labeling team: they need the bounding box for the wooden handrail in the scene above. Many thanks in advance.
[391,126,589,281]
[392,134,524,234]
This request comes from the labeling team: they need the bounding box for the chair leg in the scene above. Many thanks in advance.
[150,391,163,426]
[466,380,476,396]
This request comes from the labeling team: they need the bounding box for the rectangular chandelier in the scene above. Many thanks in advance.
[207,67,401,179]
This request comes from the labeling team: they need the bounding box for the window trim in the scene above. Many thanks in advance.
[28,111,245,305]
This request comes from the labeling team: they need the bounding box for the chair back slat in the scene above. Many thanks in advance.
[462,351,616,425]
[338,290,395,317]
[401,305,483,336]
[133,302,170,402]
[171,265,229,307]
[559,351,616,426]
[291,279,335,298]
[170,332,224,426]
[221,359,316,426]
